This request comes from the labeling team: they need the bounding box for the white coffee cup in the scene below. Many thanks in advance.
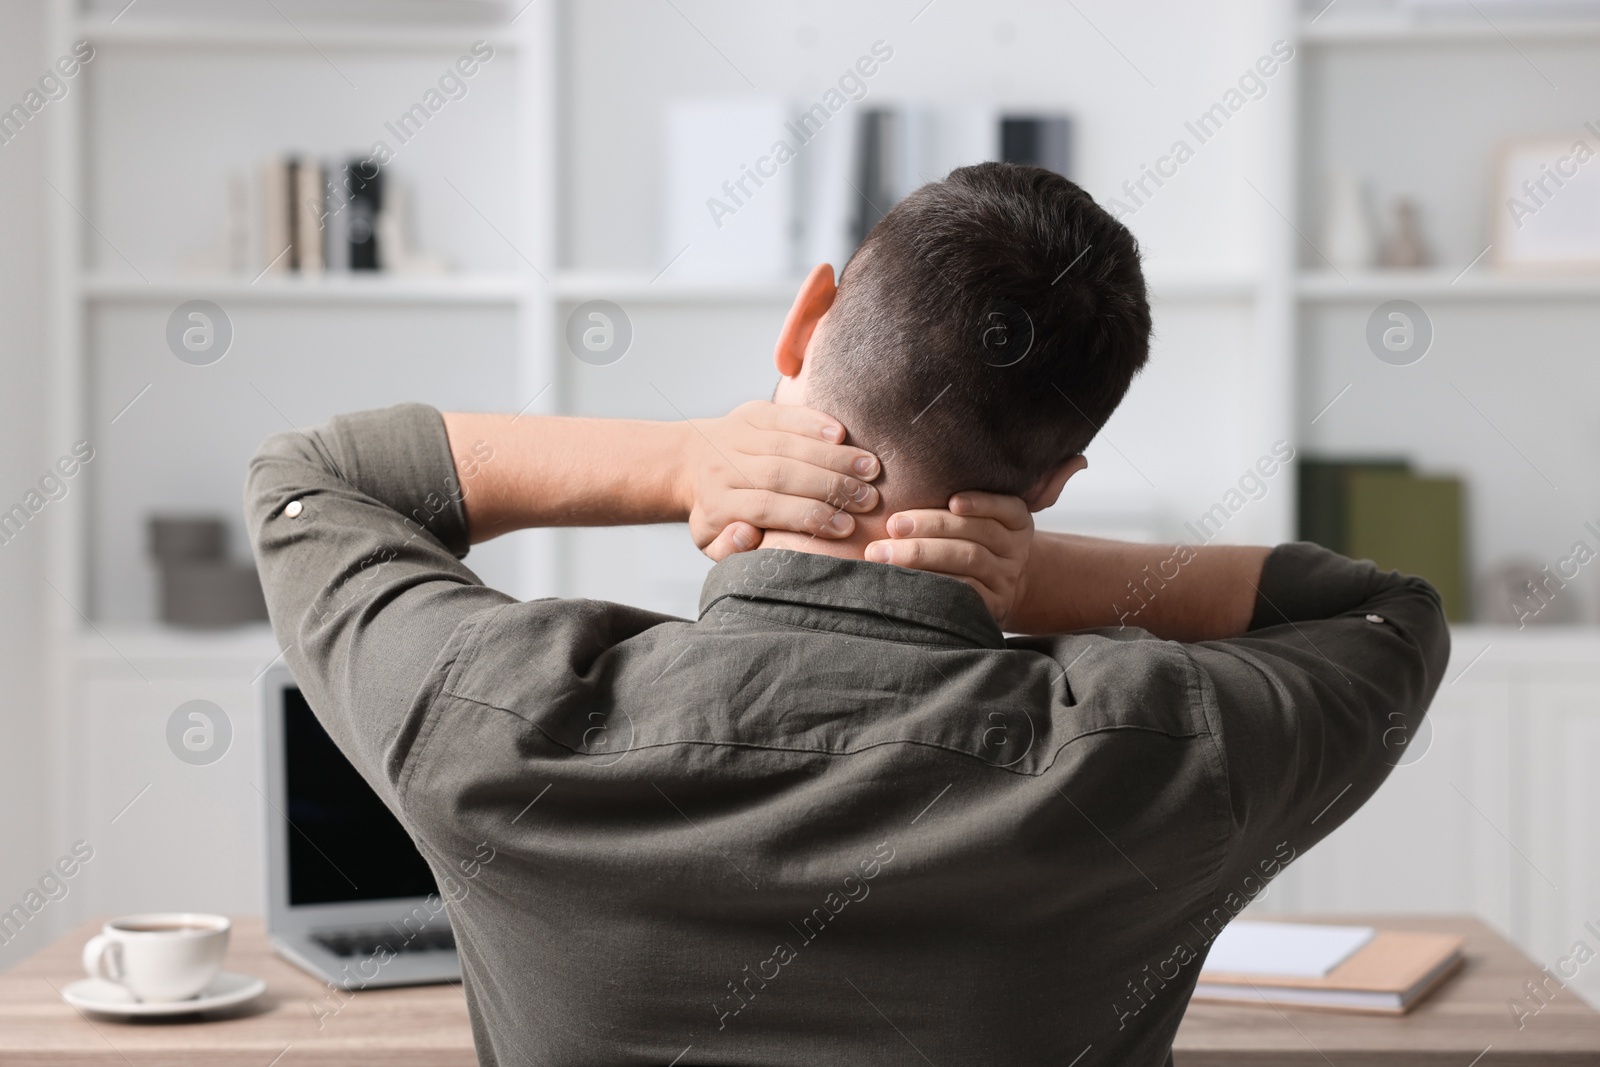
[81,913,230,1003]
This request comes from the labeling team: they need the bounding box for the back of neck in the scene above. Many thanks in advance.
[759,514,888,560]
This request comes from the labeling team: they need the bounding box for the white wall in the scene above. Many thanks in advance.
[0,0,59,966]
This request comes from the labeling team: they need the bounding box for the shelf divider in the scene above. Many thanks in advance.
[1298,270,1600,300]
[82,274,527,305]
[75,21,517,51]
[1301,16,1600,44]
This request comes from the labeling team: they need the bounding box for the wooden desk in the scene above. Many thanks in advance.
[0,916,475,1067]
[2,915,1597,1065]
[1173,916,1600,1067]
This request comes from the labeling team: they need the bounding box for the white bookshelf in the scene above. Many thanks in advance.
[49,0,556,619]
[552,0,1300,615]
[42,0,558,922]
[1280,7,1600,990]
[1293,2,1600,626]
[39,0,1600,654]
[50,0,1294,644]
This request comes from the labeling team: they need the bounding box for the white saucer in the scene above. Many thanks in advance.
[61,971,267,1017]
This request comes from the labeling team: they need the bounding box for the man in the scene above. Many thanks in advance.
[247,163,1448,1066]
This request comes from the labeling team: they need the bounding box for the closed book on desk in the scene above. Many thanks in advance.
[1194,923,1465,1015]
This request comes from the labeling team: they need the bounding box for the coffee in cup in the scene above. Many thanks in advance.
[81,913,229,1002]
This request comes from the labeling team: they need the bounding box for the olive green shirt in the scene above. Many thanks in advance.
[246,403,1449,1067]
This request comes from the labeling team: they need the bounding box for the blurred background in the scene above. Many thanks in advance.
[1,0,1597,1007]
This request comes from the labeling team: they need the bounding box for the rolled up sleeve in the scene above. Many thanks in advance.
[1187,541,1451,881]
[244,403,512,808]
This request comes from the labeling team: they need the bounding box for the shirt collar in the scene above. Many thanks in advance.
[698,549,1005,649]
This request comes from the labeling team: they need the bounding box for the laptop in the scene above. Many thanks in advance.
[259,665,461,988]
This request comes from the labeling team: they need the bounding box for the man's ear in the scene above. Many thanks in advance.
[774,263,837,378]
[1023,455,1088,513]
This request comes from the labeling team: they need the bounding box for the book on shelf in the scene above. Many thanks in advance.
[292,157,325,276]
[797,106,862,275]
[259,157,291,276]
[237,153,442,280]
[1346,469,1468,620]
[1000,114,1073,179]
[664,99,1073,280]
[1297,457,1469,620]
[1194,920,1466,1015]
[344,157,382,272]
[844,107,1071,253]
[801,103,997,269]
[1296,457,1409,553]
[258,156,327,276]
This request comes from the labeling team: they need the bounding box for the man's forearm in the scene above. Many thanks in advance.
[1012,533,1270,642]
[442,413,689,543]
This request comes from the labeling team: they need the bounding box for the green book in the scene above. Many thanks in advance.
[1297,458,1409,554]
[1344,470,1469,622]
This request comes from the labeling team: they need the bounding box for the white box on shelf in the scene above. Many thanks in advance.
[797,103,996,277]
[796,106,861,277]
[664,98,798,283]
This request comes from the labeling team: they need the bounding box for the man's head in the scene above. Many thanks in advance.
[773,162,1151,514]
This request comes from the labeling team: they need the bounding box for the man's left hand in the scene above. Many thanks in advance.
[864,492,1034,628]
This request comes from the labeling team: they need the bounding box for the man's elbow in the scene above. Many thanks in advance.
[1388,572,1452,716]
[245,427,335,503]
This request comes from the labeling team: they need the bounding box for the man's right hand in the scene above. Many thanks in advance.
[681,401,882,562]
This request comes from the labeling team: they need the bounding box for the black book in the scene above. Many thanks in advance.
[1000,115,1073,178]
[345,160,384,271]
[852,109,898,246]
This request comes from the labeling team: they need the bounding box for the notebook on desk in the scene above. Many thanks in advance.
[1194,921,1466,1015]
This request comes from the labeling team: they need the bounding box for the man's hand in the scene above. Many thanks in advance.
[681,401,882,562]
[442,404,878,551]
[864,492,1034,628]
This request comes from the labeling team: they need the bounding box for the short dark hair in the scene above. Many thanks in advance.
[811,162,1151,497]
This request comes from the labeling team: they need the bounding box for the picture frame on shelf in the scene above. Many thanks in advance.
[1491,134,1600,273]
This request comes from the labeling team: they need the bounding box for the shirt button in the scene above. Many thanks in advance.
[284,500,304,518]
[1365,613,1384,624]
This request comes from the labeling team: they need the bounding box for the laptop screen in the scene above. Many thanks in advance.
[282,686,439,906]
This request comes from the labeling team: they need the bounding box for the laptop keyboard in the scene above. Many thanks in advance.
[311,925,457,958]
